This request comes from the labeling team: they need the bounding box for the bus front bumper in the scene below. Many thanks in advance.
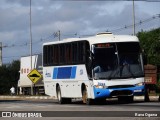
[93,85,145,99]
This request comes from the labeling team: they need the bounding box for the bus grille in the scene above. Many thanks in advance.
[110,90,133,96]
[108,85,134,89]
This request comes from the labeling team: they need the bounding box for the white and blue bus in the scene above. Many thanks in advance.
[43,32,145,105]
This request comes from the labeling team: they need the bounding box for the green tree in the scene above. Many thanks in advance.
[137,28,160,66]
[0,60,20,95]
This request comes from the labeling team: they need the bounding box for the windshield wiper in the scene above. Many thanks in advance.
[120,64,135,78]
[107,63,120,80]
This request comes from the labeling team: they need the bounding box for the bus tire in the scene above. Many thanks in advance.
[57,86,71,104]
[86,99,94,105]
[144,90,150,102]
[57,86,64,104]
[82,88,94,105]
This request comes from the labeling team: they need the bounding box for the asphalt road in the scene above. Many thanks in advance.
[0,98,160,120]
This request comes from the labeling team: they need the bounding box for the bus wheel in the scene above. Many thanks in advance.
[82,89,94,105]
[57,86,71,104]
[57,86,64,104]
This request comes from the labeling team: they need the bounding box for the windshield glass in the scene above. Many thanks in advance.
[93,42,144,79]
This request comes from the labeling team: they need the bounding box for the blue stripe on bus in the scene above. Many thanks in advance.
[53,67,58,79]
[70,66,77,78]
[52,66,77,79]
[57,67,72,79]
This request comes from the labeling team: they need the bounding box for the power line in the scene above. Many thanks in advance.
[2,14,160,59]
[3,56,20,59]
[2,14,160,49]
[57,0,160,2]
[110,14,160,33]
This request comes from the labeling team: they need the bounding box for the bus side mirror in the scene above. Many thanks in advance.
[87,50,94,66]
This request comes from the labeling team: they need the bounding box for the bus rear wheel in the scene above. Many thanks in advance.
[57,86,63,104]
[57,86,71,104]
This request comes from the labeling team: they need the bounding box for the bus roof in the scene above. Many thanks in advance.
[43,33,139,46]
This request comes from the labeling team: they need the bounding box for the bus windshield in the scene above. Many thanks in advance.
[93,42,144,79]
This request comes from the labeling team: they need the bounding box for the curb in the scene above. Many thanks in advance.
[0,96,55,100]
[0,95,159,101]
[134,96,159,100]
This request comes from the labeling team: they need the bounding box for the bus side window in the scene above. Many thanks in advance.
[44,41,90,66]
[43,46,47,66]
[72,42,78,64]
[59,44,65,64]
[50,45,54,65]
[53,45,59,65]
[44,45,51,66]
[65,44,72,65]
[83,41,92,78]
[78,42,83,63]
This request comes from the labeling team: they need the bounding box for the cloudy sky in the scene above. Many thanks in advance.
[0,0,160,64]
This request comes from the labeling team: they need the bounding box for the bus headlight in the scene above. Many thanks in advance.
[94,82,107,89]
[94,85,106,89]
[135,82,144,86]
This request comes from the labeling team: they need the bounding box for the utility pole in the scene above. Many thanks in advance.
[132,0,136,36]
[58,30,60,41]
[0,42,2,66]
[53,31,61,41]
[30,0,33,95]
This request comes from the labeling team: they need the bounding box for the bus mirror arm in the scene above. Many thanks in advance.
[87,57,94,80]
[90,53,95,67]
[87,50,95,66]
[87,50,94,80]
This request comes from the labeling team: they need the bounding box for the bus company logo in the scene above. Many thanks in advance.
[45,73,51,78]
[98,82,105,86]
[80,69,83,75]
[45,71,51,78]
